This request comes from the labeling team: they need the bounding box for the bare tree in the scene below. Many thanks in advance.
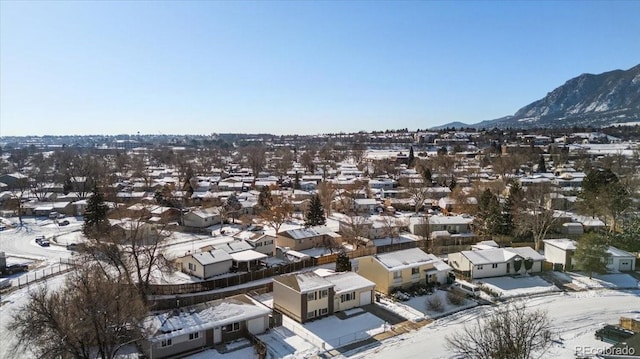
[317,181,336,216]
[242,144,267,180]
[446,302,553,359]
[8,264,148,359]
[513,183,559,250]
[401,178,430,213]
[82,206,174,297]
[260,195,293,237]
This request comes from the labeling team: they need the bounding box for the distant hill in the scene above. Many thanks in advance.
[434,64,640,130]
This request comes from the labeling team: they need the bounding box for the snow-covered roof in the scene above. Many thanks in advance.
[274,272,333,293]
[192,249,232,266]
[282,226,338,240]
[147,294,270,342]
[323,271,375,294]
[374,248,433,270]
[429,215,473,225]
[607,246,635,258]
[461,248,518,265]
[230,249,268,262]
[543,238,577,251]
[507,247,545,261]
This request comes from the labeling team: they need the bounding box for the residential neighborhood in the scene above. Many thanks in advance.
[1,127,639,359]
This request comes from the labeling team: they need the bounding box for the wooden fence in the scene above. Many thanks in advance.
[147,259,315,296]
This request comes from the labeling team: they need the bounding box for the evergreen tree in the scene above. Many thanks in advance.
[422,168,432,185]
[477,189,502,235]
[537,155,546,173]
[408,146,415,167]
[335,251,352,272]
[83,186,110,239]
[258,186,272,210]
[305,194,326,227]
[294,172,300,190]
[513,258,522,273]
[574,233,610,278]
[224,193,242,224]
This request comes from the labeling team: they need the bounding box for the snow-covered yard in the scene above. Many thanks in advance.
[347,289,640,359]
[375,290,477,321]
[551,271,640,290]
[477,275,561,299]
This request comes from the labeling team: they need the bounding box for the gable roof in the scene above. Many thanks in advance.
[543,238,577,251]
[273,271,333,293]
[461,248,518,265]
[321,271,375,294]
[281,226,338,240]
[192,249,232,266]
[147,294,270,342]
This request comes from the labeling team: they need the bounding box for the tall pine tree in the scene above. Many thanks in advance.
[305,194,326,227]
[83,186,110,239]
[408,146,415,167]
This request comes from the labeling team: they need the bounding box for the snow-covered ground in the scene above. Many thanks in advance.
[478,275,561,299]
[550,271,640,290]
[401,290,478,320]
[347,289,640,359]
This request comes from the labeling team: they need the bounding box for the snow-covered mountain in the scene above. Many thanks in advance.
[437,64,640,129]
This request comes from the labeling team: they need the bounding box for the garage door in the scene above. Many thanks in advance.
[619,260,632,271]
[359,291,372,306]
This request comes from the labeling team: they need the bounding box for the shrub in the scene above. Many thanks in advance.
[426,294,445,312]
[446,291,465,306]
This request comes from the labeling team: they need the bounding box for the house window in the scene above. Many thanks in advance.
[393,271,402,279]
[320,308,329,315]
[307,292,316,301]
[224,322,240,332]
[188,263,196,271]
[411,267,420,275]
[161,338,172,347]
[492,264,498,269]
[307,310,316,319]
[476,265,483,270]
[319,289,328,299]
[607,257,613,265]
[189,332,200,340]
[341,292,356,303]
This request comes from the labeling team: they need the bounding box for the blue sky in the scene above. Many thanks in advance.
[1,1,639,136]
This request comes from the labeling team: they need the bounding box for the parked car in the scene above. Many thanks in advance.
[35,236,50,247]
[452,279,480,298]
[58,219,70,226]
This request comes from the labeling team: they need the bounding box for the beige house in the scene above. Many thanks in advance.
[273,270,375,323]
[234,231,276,256]
[178,249,233,279]
[355,248,451,295]
[277,226,342,251]
[182,207,221,228]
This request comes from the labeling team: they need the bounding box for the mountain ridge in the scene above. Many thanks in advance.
[435,64,640,129]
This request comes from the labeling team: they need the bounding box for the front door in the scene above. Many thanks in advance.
[507,262,511,274]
